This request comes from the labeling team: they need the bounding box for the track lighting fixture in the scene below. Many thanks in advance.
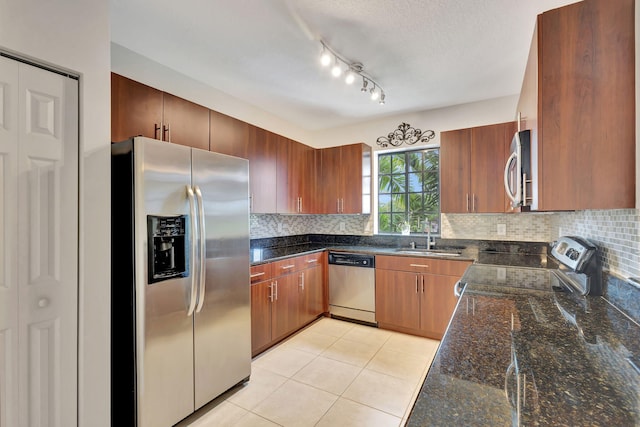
[319,40,386,104]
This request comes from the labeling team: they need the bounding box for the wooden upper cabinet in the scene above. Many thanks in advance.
[471,122,515,213]
[519,0,635,210]
[441,122,514,214]
[111,73,162,142]
[440,128,471,213]
[111,73,209,149]
[247,127,277,213]
[209,110,249,157]
[162,93,209,150]
[276,137,316,214]
[318,143,372,214]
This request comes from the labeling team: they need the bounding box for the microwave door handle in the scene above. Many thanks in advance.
[194,186,207,313]
[186,186,198,317]
[504,152,519,205]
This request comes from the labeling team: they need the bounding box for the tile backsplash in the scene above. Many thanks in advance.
[251,209,640,280]
[550,209,640,280]
[250,214,372,239]
[440,213,552,242]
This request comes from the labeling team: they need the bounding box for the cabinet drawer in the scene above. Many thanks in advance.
[376,255,471,276]
[272,257,301,275]
[300,252,324,269]
[250,263,273,283]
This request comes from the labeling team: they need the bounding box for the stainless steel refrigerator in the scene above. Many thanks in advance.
[111,137,251,427]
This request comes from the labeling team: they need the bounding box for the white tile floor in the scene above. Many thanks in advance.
[177,318,440,427]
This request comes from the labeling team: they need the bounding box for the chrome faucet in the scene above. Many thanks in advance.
[425,220,434,250]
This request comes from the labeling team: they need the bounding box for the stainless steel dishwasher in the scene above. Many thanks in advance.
[328,252,376,325]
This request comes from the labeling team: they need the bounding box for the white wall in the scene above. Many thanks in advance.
[0,1,111,426]
[112,43,314,145]
[310,95,519,149]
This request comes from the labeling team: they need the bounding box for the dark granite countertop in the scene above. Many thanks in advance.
[407,274,640,426]
[249,236,550,268]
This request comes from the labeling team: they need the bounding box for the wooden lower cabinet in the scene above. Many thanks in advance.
[299,264,324,326]
[420,274,461,338]
[375,255,471,339]
[251,253,326,356]
[271,273,300,342]
[250,279,272,353]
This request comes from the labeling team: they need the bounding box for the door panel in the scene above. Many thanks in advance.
[0,55,19,427]
[17,62,78,427]
[191,149,250,409]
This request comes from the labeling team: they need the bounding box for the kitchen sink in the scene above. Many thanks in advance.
[394,248,461,257]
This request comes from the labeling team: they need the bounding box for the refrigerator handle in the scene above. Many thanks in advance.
[194,186,207,313]
[186,186,198,316]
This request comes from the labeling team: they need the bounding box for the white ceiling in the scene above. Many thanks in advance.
[110,0,579,131]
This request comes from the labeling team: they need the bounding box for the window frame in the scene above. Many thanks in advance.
[373,143,441,236]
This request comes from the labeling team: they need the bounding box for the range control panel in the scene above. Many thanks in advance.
[550,236,596,273]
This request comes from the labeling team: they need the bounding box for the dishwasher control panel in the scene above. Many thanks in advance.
[328,252,375,268]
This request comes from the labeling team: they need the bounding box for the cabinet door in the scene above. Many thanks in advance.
[440,128,471,213]
[299,265,323,326]
[318,146,342,213]
[470,122,515,213]
[375,269,420,330]
[209,110,249,157]
[276,138,315,213]
[251,280,272,356]
[420,274,460,339]
[537,0,634,210]
[247,126,277,213]
[341,144,369,214]
[271,274,299,341]
[162,93,209,150]
[111,73,163,141]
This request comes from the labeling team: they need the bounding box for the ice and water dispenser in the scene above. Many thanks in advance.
[147,215,189,284]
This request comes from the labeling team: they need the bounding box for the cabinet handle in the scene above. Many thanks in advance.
[269,282,274,302]
[299,197,303,213]
[466,194,470,212]
[336,198,340,213]
[472,194,476,212]
[274,280,278,301]
[163,123,170,142]
[306,259,318,264]
[154,123,162,140]
[299,272,305,290]
[249,194,253,212]
[421,275,425,293]
[341,198,345,213]
[410,264,430,268]
[415,275,419,293]
[250,272,265,279]
[281,264,295,270]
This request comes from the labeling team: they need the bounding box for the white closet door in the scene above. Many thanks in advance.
[0,56,78,427]
[0,55,20,427]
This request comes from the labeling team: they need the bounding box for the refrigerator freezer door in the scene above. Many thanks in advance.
[134,138,195,427]
[191,148,251,409]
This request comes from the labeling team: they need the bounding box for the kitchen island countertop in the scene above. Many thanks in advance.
[406,272,640,426]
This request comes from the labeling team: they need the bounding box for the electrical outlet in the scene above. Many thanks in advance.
[339,222,346,231]
[558,227,563,237]
[497,267,507,281]
[497,223,506,236]
[277,222,283,232]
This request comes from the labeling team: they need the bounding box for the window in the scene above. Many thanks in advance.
[377,148,440,234]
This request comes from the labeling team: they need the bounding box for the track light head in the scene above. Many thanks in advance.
[360,79,369,92]
[379,92,386,105]
[320,51,331,67]
[370,86,379,101]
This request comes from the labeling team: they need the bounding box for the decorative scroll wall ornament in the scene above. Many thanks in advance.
[376,123,435,148]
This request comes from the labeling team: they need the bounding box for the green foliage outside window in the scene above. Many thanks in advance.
[378,148,440,234]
